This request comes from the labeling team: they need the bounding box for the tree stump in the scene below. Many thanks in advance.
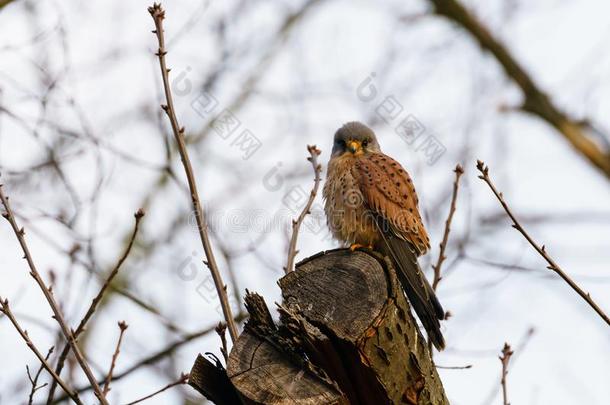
[189,249,449,405]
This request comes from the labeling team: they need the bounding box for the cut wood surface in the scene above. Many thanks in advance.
[190,249,448,405]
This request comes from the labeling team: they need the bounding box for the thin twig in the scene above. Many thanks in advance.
[215,322,229,364]
[46,209,144,405]
[499,343,513,405]
[432,164,464,290]
[123,372,189,405]
[476,160,610,326]
[0,299,81,404]
[51,313,248,403]
[103,321,129,396]
[27,347,54,405]
[148,3,238,342]
[481,327,534,405]
[429,164,463,354]
[285,145,322,274]
[0,184,109,404]
[435,364,472,370]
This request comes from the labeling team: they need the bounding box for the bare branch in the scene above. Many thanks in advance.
[435,364,472,370]
[47,209,144,404]
[123,372,189,405]
[499,343,514,405]
[0,184,109,404]
[481,327,535,405]
[147,2,238,342]
[476,160,610,326]
[285,145,322,274]
[0,299,81,404]
[432,164,464,291]
[51,313,248,403]
[215,322,229,364]
[27,347,54,405]
[103,321,129,396]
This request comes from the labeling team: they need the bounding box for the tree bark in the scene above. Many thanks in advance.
[189,249,448,404]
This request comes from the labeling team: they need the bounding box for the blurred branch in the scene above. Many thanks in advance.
[0,184,109,404]
[102,321,128,396]
[190,0,325,143]
[499,343,513,405]
[46,209,144,404]
[476,160,610,327]
[428,0,610,179]
[148,3,238,342]
[26,347,54,405]
[123,372,189,405]
[9,210,182,335]
[210,230,246,320]
[108,285,185,333]
[74,0,321,350]
[0,0,17,9]
[432,164,464,290]
[51,312,246,403]
[285,145,322,274]
[480,210,610,226]
[0,299,81,404]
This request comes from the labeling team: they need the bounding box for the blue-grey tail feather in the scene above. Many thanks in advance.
[375,221,445,351]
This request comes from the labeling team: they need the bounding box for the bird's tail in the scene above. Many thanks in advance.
[376,225,445,350]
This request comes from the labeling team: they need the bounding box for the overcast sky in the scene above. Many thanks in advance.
[1,0,609,404]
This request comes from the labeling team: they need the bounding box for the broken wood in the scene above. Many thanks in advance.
[189,249,449,404]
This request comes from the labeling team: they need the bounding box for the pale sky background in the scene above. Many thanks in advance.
[1,0,609,404]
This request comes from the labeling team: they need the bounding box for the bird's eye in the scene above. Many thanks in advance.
[337,139,345,146]
[362,139,369,147]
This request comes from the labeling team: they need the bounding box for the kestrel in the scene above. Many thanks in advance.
[323,121,445,350]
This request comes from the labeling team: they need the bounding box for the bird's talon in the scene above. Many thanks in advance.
[349,243,372,252]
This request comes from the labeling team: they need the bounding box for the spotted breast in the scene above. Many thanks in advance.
[323,153,380,247]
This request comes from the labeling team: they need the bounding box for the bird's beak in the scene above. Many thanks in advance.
[347,140,362,154]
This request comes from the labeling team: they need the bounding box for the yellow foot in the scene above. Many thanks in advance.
[349,243,373,252]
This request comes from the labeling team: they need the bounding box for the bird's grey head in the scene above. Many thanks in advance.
[332,122,381,157]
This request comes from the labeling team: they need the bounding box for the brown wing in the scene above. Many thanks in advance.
[353,153,430,255]
[353,153,445,350]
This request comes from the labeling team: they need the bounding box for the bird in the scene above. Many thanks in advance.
[322,121,445,350]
